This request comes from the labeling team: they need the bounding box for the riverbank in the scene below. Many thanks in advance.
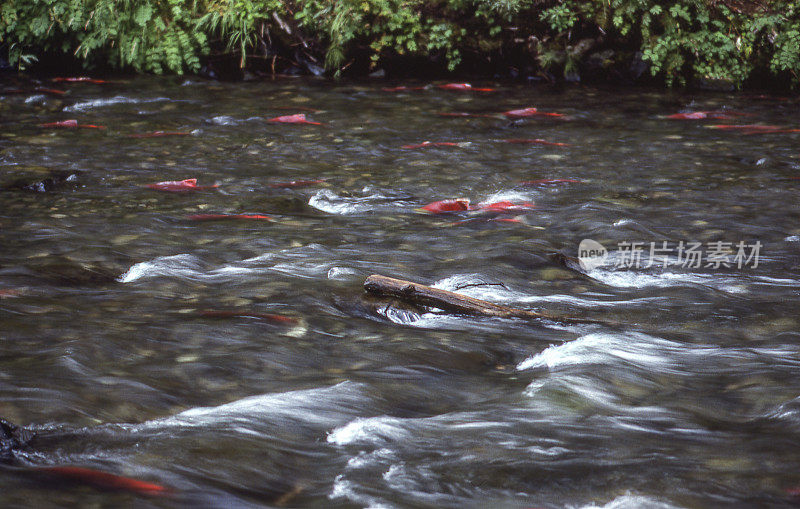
[2,1,799,90]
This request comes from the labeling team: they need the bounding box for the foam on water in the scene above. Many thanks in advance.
[208,115,239,125]
[268,260,337,279]
[205,115,262,125]
[327,266,360,280]
[235,245,383,279]
[308,187,413,215]
[345,448,397,470]
[377,305,524,331]
[431,274,671,310]
[240,243,331,264]
[426,268,800,309]
[516,332,674,371]
[581,249,798,293]
[381,463,438,495]
[328,416,410,446]
[330,475,393,508]
[119,244,395,284]
[752,275,800,287]
[221,243,342,279]
[65,96,173,112]
[308,189,380,214]
[118,254,204,283]
[137,381,365,431]
[477,190,535,205]
[377,306,425,325]
[575,494,682,509]
[517,331,800,374]
[589,268,748,292]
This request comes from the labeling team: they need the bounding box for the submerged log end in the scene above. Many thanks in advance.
[364,275,411,295]
[363,274,384,294]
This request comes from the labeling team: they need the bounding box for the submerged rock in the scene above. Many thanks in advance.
[549,252,585,274]
[15,257,120,287]
[1,170,82,193]
[0,418,34,463]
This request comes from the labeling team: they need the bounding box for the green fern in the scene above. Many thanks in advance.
[1,0,799,87]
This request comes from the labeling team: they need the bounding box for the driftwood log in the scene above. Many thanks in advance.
[364,275,607,325]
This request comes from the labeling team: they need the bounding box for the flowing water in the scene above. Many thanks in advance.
[1,75,799,508]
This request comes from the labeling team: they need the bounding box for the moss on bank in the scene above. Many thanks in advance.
[2,1,800,88]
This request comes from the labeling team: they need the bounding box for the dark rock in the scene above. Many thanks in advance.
[564,68,581,83]
[283,65,304,76]
[199,65,218,80]
[0,418,34,463]
[259,195,317,215]
[293,50,325,77]
[304,61,325,77]
[585,50,615,71]
[695,77,736,92]
[25,257,119,287]
[2,170,82,193]
[629,51,648,80]
[549,252,586,274]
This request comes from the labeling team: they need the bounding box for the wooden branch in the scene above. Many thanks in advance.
[272,12,292,35]
[364,275,608,325]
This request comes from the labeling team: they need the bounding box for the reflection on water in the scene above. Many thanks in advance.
[1,75,800,507]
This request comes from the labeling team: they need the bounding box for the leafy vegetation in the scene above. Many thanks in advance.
[537,0,800,86]
[2,0,800,87]
[2,0,207,74]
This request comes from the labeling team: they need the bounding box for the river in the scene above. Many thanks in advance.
[1,75,799,507]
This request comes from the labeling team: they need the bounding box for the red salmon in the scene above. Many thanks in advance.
[504,107,565,118]
[187,214,273,221]
[438,83,496,92]
[51,77,110,84]
[501,139,569,146]
[34,88,67,95]
[382,86,426,92]
[268,113,323,125]
[437,112,496,118]
[401,141,461,149]
[39,120,105,129]
[146,179,219,192]
[39,120,78,128]
[36,466,169,496]
[666,111,747,120]
[476,201,535,212]
[418,199,471,214]
[127,131,192,138]
[708,124,782,131]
